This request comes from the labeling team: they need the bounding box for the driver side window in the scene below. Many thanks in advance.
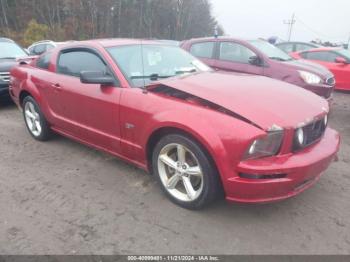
[57,50,108,77]
[302,51,338,62]
[219,42,256,64]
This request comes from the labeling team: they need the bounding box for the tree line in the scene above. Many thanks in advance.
[0,0,223,46]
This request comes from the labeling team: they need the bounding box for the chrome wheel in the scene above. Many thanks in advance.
[158,143,204,202]
[24,101,42,137]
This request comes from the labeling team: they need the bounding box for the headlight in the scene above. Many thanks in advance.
[295,128,305,146]
[299,71,322,85]
[243,131,284,160]
[324,114,328,126]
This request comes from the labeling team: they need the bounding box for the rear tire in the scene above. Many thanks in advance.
[152,134,222,209]
[22,96,51,141]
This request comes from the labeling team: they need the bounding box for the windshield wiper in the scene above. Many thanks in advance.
[131,69,197,81]
[175,68,197,75]
[0,57,16,59]
[130,73,175,81]
[269,57,292,62]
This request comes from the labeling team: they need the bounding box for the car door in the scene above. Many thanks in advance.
[188,41,217,67]
[302,50,348,88]
[215,41,264,75]
[29,52,67,126]
[49,48,122,153]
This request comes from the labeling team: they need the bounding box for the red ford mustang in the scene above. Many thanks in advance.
[291,48,350,91]
[10,39,340,209]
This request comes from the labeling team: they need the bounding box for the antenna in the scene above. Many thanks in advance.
[140,40,147,93]
[214,26,219,39]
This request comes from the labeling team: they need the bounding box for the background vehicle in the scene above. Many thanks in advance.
[27,40,72,55]
[155,40,180,46]
[181,37,335,100]
[291,48,350,91]
[0,37,28,100]
[276,42,321,53]
[10,39,339,209]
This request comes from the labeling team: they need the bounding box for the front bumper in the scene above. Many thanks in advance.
[225,128,340,203]
[302,83,334,100]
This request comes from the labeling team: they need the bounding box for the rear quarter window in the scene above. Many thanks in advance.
[190,42,214,59]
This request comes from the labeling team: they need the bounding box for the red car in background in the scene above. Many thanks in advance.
[10,39,340,209]
[181,37,335,100]
[291,48,350,91]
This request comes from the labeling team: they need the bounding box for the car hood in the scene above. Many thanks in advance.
[283,59,332,78]
[152,72,328,130]
[0,58,18,72]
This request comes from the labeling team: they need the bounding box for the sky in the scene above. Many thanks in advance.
[211,0,350,43]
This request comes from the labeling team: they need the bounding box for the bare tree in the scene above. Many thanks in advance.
[0,0,223,44]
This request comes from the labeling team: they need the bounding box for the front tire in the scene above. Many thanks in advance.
[152,134,222,209]
[23,96,51,141]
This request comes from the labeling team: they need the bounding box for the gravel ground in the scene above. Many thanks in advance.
[0,92,349,255]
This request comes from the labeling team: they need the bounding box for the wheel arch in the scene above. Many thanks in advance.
[19,90,33,107]
[18,79,42,108]
[145,126,224,186]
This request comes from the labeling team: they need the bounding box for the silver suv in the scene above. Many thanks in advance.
[0,38,28,99]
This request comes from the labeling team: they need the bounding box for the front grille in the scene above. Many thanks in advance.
[0,72,10,82]
[293,116,327,152]
[326,77,335,86]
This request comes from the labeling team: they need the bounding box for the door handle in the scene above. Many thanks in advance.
[51,83,62,91]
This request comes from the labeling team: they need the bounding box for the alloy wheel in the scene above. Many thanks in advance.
[157,143,204,202]
[24,101,42,137]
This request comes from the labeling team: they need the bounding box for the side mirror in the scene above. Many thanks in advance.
[248,56,262,66]
[80,71,115,85]
[335,57,347,64]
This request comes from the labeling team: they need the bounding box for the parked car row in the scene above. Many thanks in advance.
[7,38,340,209]
[276,41,350,91]
[2,36,349,104]
[290,48,350,91]
[181,37,335,99]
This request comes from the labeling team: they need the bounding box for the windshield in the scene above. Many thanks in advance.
[249,40,293,61]
[336,49,350,60]
[107,44,211,87]
[0,42,27,59]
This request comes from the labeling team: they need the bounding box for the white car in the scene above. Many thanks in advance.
[28,40,74,55]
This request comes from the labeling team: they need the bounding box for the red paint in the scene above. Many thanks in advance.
[10,39,340,203]
[181,37,335,99]
[291,48,350,91]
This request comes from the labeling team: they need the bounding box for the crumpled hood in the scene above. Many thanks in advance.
[153,72,328,130]
[284,59,332,78]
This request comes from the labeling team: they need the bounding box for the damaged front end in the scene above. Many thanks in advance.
[148,84,263,130]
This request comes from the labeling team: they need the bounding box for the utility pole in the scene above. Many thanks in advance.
[284,13,296,41]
